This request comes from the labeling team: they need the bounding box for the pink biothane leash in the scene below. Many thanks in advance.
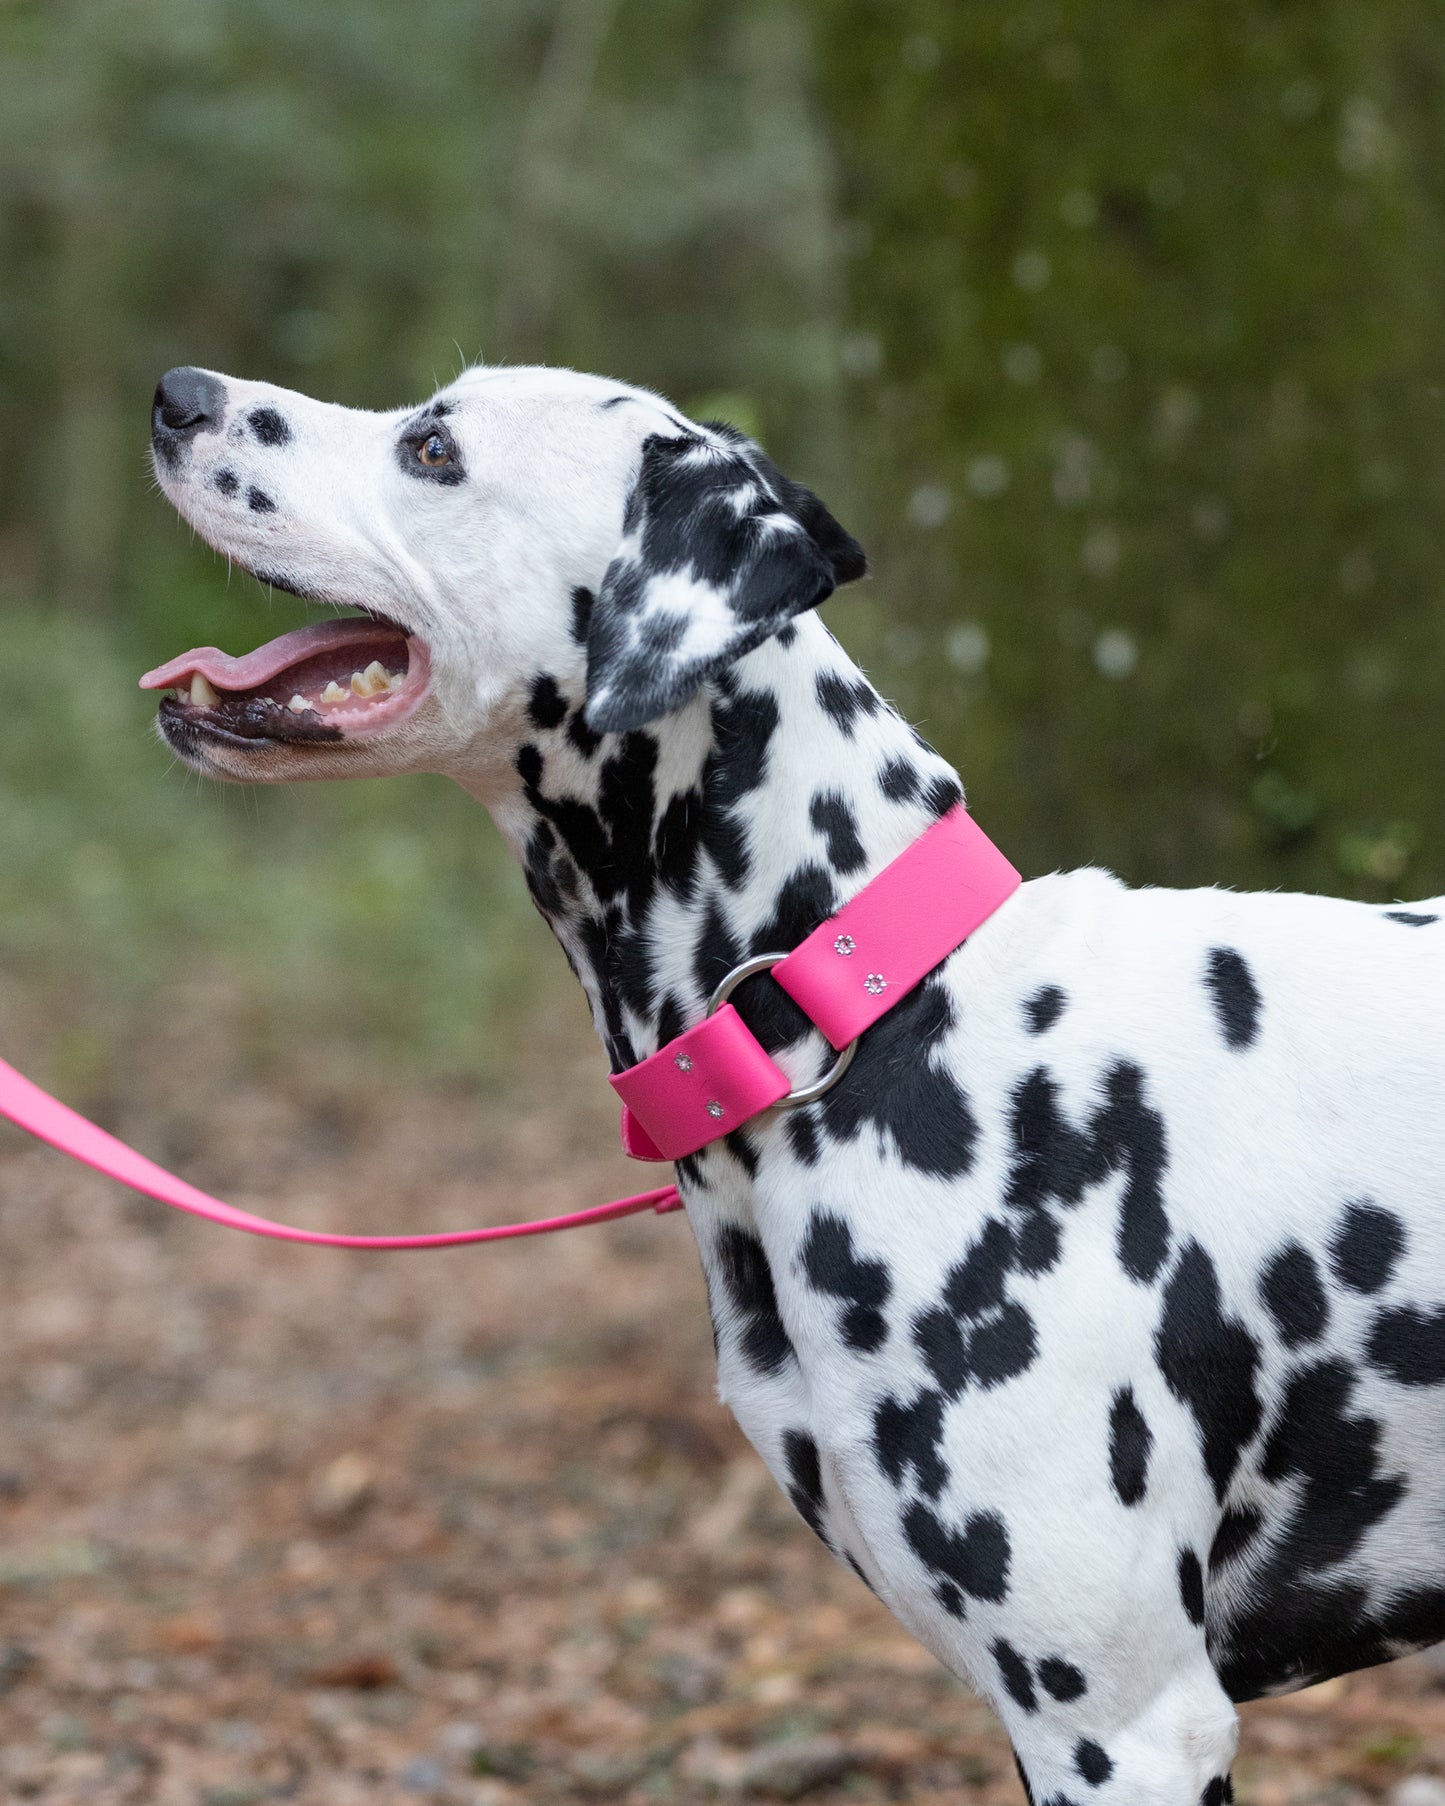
[0,807,1018,1250]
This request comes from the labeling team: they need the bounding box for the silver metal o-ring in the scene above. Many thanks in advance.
[705,952,858,1110]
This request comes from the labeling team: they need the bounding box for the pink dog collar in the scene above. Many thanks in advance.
[0,806,1015,1246]
[611,807,1020,1161]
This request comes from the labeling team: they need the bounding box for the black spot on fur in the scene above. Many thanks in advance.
[934,1580,965,1617]
[1366,1304,1445,1385]
[248,406,292,446]
[527,674,569,730]
[639,611,688,656]
[923,774,965,818]
[691,898,743,1003]
[706,683,779,805]
[1005,1061,1170,1284]
[1209,1505,1262,1573]
[912,1309,971,1395]
[816,670,881,735]
[1038,1658,1087,1702]
[810,790,867,874]
[786,1110,820,1166]
[821,975,978,1179]
[246,486,276,513]
[1024,986,1067,1034]
[1154,1240,1262,1501]
[1178,1548,1206,1626]
[1015,1213,1061,1275]
[944,1217,1015,1319]
[523,821,564,915]
[879,757,922,802]
[801,1212,891,1352]
[1216,1355,1413,1698]
[518,731,660,914]
[567,706,604,760]
[698,685,782,889]
[1329,1201,1404,1294]
[1385,909,1438,926]
[972,1318,1043,1401]
[873,1388,948,1498]
[1075,1741,1113,1787]
[1107,1387,1152,1506]
[214,467,239,497]
[1204,947,1261,1049]
[722,1129,759,1178]
[655,992,685,1045]
[574,913,638,1070]
[714,1227,795,1377]
[919,1278,1038,1394]
[993,1638,1036,1711]
[1201,1778,1232,1806]
[1259,1243,1330,1347]
[516,741,545,790]
[1015,1754,1038,1806]
[845,1551,875,1593]
[903,1504,1010,1613]
[782,1429,829,1546]
[570,585,595,645]
[653,789,701,899]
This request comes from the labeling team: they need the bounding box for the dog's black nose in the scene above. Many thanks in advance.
[152,366,225,439]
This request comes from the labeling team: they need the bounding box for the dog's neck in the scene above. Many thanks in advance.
[466,614,964,1074]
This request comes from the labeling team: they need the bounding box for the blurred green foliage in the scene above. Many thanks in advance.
[814,2,1445,893]
[2,0,1444,1077]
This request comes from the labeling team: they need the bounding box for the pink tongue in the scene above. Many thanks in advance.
[139,617,404,693]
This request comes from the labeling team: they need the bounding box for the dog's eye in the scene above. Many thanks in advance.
[417,433,451,468]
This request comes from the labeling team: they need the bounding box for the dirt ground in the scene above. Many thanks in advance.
[3,1004,1445,1806]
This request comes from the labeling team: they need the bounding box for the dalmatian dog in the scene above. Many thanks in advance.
[147,361,1445,1806]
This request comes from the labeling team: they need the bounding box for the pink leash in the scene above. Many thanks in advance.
[0,1054,680,1249]
[0,807,1018,1251]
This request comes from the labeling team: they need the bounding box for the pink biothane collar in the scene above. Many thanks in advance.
[611,806,1020,1162]
[0,805,1016,1248]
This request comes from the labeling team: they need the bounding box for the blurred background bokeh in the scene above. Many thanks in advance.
[4,0,1445,1083]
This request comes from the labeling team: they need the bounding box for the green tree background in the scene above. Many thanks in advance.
[2,0,1442,1082]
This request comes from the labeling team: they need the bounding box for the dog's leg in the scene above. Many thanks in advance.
[951,1518,1239,1806]
[852,1272,1241,1806]
[1003,1652,1236,1806]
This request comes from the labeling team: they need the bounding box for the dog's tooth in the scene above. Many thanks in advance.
[189,672,220,708]
[287,694,310,713]
[320,679,349,705]
[351,661,390,698]
[385,669,405,691]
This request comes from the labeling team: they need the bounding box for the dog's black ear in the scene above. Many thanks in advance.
[583,426,867,733]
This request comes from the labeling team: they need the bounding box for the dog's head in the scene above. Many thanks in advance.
[145,363,865,787]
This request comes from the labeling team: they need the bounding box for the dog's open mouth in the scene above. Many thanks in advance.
[140,614,431,747]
